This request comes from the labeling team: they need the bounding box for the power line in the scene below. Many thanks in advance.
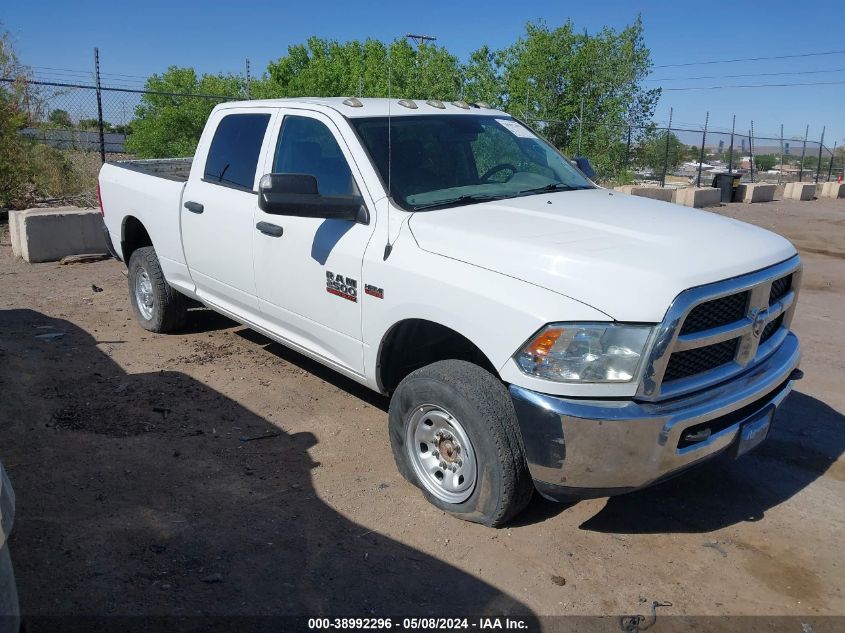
[29,65,150,79]
[654,49,845,68]
[662,80,845,91]
[646,67,845,82]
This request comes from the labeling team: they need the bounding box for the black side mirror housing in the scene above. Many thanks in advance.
[258,173,368,223]
[572,156,596,179]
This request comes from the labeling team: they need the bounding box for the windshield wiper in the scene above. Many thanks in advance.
[412,194,507,211]
[517,183,591,196]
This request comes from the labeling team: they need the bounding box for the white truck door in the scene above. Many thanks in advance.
[181,109,275,316]
[253,110,376,375]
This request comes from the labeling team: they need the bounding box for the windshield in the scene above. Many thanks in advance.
[350,115,594,210]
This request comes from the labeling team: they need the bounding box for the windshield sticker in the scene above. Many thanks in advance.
[495,118,536,139]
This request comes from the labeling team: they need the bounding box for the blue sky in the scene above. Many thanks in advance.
[4,0,844,145]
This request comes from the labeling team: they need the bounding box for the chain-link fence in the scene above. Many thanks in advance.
[525,116,842,188]
[2,77,233,207]
[4,74,843,206]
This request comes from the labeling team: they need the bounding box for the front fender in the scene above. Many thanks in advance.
[361,245,609,395]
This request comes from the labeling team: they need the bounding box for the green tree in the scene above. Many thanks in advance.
[259,37,461,101]
[461,45,505,107]
[484,17,659,178]
[0,27,34,207]
[634,129,686,175]
[754,154,777,171]
[47,108,72,127]
[125,67,242,158]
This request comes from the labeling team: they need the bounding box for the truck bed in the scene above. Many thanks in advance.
[110,158,193,182]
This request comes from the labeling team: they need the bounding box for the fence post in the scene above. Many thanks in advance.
[828,142,837,182]
[660,107,673,188]
[815,126,825,184]
[94,47,106,163]
[779,124,784,185]
[245,58,251,99]
[749,122,755,183]
[727,115,735,174]
[799,124,808,182]
[696,111,709,188]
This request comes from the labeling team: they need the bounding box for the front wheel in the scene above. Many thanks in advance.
[389,360,533,526]
[127,246,187,333]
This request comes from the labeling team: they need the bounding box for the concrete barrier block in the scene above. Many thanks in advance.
[9,207,107,263]
[737,183,776,203]
[783,182,795,199]
[612,185,674,203]
[673,187,722,208]
[785,182,816,201]
[820,182,845,199]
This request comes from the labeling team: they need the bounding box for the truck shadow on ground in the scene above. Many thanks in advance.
[577,390,845,534]
[235,328,390,411]
[232,318,845,534]
[1,309,533,621]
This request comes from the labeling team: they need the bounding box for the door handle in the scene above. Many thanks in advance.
[256,221,284,237]
[184,200,204,214]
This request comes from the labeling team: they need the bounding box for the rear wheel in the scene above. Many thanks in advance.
[127,246,187,333]
[389,360,533,526]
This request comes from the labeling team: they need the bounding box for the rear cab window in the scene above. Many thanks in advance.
[203,113,271,191]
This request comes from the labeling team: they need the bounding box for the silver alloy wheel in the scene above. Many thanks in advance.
[406,404,477,504]
[134,268,155,320]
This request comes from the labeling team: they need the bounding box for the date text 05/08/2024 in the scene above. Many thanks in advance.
[307,617,530,630]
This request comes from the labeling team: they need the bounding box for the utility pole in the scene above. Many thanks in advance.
[405,34,436,100]
[405,33,436,47]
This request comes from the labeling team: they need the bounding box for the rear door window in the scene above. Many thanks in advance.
[204,113,271,190]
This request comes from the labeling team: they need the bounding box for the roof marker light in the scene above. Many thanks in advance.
[342,97,363,107]
[473,101,490,109]
[398,99,418,109]
[426,99,446,109]
[451,100,470,109]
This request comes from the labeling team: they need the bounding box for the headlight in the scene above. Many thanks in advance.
[515,323,654,383]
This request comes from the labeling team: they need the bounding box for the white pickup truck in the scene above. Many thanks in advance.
[98,97,803,526]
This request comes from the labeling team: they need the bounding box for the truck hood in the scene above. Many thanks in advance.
[408,188,797,322]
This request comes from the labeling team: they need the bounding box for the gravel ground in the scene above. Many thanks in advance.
[0,197,843,621]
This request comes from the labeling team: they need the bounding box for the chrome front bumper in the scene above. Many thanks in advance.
[509,333,801,500]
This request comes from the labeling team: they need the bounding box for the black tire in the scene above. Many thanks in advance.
[127,246,187,333]
[389,360,533,527]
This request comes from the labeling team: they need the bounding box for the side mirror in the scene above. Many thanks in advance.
[258,173,368,223]
[572,156,596,179]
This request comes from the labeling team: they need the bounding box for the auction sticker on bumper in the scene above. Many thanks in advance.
[733,406,774,458]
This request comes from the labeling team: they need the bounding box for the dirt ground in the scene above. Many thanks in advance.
[0,196,843,622]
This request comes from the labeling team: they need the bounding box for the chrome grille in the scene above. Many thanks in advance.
[679,292,749,335]
[638,256,801,401]
[769,274,792,304]
[663,338,739,382]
